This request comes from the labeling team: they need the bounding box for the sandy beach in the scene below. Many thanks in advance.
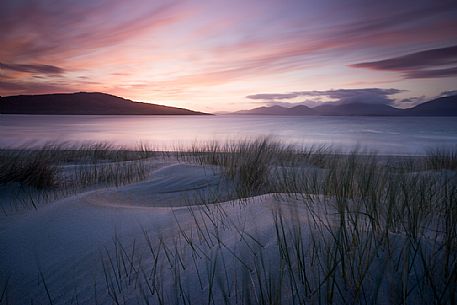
[1,142,456,304]
[0,159,298,304]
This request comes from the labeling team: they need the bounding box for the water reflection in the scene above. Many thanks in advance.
[1,115,457,155]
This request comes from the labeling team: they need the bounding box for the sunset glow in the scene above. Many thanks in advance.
[1,0,456,112]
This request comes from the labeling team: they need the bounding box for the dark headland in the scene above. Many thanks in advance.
[0,92,210,115]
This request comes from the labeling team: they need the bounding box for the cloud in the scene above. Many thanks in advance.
[2,1,456,80]
[200,4,457,86]
[350,45,457,78]
[405,66,457,78]
[0,1,188,61]
[256,100,323,108]
[0,0,193,96]
[328,2,457,44]
[0,62,64,75]
[247,88,403,106]
[396,96,428,108]
[0,0,456,109]
[0,79,74,95]
[246,93,301,100]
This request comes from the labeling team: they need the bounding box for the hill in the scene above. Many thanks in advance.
[0,92,209,115]
[235,105,316,115]
[313,102,403,116]
[234,95,457,116]
[404,95,457,116]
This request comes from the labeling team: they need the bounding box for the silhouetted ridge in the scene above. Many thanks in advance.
[234,95,457,116]
[312,103,402,116]
[404,95,457,116]
[0,92,209,115]
[235,104,316,115]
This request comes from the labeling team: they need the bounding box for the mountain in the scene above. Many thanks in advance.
[233,95,457,116]
[404,95,457,116]
[235,105,316,115]
[235,103,399,116]
[0,92,209,115]
[313,102,403,116]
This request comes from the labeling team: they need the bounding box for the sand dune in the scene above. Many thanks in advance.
[1,150,454,304]
[84,163,235,208]
[0,163,297,304]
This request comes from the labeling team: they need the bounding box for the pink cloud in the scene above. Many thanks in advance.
[1,0,456,110]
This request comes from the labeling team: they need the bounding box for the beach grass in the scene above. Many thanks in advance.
[94,139,456,304]
[1,139,456,304]
[0,142,158,213]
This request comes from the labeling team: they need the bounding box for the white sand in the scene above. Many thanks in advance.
[0,162,309,304]
[0,160,432,305]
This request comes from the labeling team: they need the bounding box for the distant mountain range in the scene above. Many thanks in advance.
[235,95,457,116]
[0,92,209,115]
[2,92,456,116]
[236,105,317,115]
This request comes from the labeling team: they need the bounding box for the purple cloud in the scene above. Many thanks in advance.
[350,45,457,78]
[247,88,403,106]
[254,100,323,108]
[0,62,64,75]
[0,1,185,61]
[405,66,457,78]
[396,96,428,108]
[246,93,301,100]
[1,0,456,104]
[0,79,75,95]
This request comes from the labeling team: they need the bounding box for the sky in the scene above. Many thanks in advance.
[1,0,457,112]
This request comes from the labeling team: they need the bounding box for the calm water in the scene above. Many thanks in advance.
[1,115,457,155]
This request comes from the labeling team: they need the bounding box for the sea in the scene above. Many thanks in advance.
[1,115,457,155]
